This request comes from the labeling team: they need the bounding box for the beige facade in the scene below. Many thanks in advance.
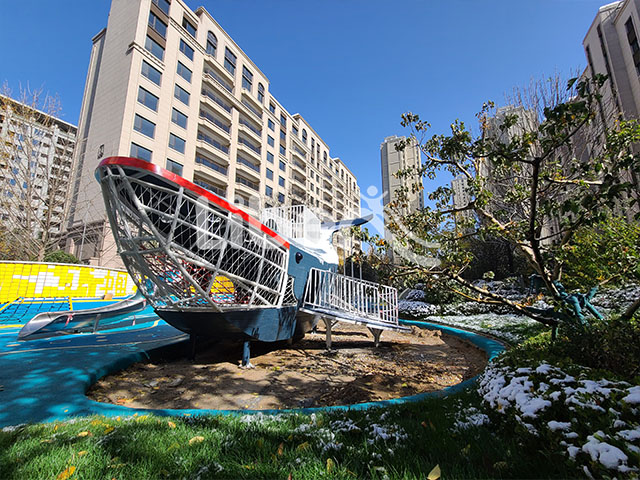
[582,0,640,205]
[380,135,424,260]
[0,94,76,241]
[66,0,361,268]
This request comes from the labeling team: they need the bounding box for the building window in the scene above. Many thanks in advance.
[168,133,185,153]
[279,176,285,187]
[280,130,286,141]
[242,66,253,92]
[145,35,164,61]
[174,84,190,105]
[265,185,273,197]
[182,17,197,38]
[278,193,285,203]
[302,129,307,143]
[280,114,286,127]
[137,87,159,111]
[171,108,188,129]
[292,124,299,136]
[267,119,275,131]
[267,152,274,163]
[179,39,194,61]
[206,31,217,56]
[224,48,237,75]
[134,114,155,138]
[176,61,192,83]
[152,0,170,16]
[279,160,286,171]
[323,151,327,162]
[131,143,152,162]
[166,159,183,176]
[266,168,273,180]
[148,11,167,38]
[625,17,640,75]
[280,145,286,156]
[257,83,265,103]
[267,135,275,147]
[141,61,161,86]
[269,103,276,114]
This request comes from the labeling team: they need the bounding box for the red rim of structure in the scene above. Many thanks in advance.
[97,156,290,249]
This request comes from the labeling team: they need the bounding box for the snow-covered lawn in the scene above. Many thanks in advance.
[478,362,640,477]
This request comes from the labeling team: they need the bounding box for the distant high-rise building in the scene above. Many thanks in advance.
[380,135,424,261]
[0,94,76,252]
[65,0,361,267]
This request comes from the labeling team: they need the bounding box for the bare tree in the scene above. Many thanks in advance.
[0,84,76,261]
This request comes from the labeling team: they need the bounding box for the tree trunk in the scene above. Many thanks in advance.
[621,297,640,321]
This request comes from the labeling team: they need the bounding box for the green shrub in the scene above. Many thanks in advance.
[43,250,80,265]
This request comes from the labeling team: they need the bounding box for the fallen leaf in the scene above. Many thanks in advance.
[326,458,335,472]
[296,441,309,451]
[256,438,264,449]
[427,464,441,480]
[421,421,427,428]
[103,427,115,434]
[77,451,88,457]
[57,466,76,480]
[77,431,92,438]
[167,421,176,429]
[189,436,205,445]
[277,443,284,456]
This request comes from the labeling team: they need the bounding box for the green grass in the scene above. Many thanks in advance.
[0,389,579,479]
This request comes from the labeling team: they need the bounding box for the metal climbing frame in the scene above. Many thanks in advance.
[98,158,290,312]
[261,205,322,241]
[303,268,399,327]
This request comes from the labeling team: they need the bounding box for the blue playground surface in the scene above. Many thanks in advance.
[0,298,505,428]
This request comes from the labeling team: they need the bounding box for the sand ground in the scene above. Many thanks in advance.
[87,323,487,410]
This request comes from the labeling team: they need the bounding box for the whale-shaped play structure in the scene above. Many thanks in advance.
[94,157,407,364]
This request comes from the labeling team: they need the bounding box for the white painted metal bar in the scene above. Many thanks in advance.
[303,268,399,327]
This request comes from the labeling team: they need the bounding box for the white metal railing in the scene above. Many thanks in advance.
[261,205,321,241]
[303,268,399,326]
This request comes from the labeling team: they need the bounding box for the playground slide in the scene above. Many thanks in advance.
[18,291,154,340]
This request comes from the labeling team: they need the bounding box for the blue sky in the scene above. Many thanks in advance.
[0,0,607,223]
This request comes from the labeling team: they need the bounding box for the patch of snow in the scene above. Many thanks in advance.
[548,421,571,432]
[616,428,640,442]
[582,433,629,471]
[622,386,640,405]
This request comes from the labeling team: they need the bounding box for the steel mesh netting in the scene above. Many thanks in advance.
[99,164,289,311]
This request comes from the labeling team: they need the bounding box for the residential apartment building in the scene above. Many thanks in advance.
[583,0,640,204]
[380,135,424,261]
[65,0,361,267]
[0,94,76,255]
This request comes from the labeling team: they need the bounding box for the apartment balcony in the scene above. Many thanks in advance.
[237,137,261,161]
[201,88,232,120]
[238,117,262,142]
[194,152,228,182]
[239,92,263,122]
[290,139,308,160]
[235,174,260,193]
[290,186,306,202]
[199,109,230,137]
[290,173,306,188]
[203,56,234,88]
[194,175,227,199]
[291,158,306,176]
[197,130,230,158]
[203,63,234,94]
[323,180,333,192]
[241,90,263,114]
[323,191,333,203]
[236,155,261,178]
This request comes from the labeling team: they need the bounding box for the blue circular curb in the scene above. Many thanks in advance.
[80,319,506,419]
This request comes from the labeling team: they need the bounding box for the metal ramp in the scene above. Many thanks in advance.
[302,268,409,348]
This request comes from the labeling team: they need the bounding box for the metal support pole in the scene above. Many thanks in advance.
[368,328,382,347]
[241,340,253,368]
[322,316,332,351]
